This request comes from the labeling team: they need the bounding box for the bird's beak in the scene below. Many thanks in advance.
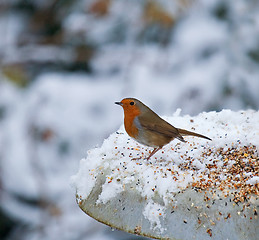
[115,101,122,106]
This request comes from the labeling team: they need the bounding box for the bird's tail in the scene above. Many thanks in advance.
[177,128,211,141]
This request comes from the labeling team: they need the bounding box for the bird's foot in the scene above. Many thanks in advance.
[131,156,143,161]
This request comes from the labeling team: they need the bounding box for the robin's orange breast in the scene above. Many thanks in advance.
[124,116,139,139]
[123,107,141,139]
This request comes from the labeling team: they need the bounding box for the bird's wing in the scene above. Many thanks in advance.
[137,114,185,142]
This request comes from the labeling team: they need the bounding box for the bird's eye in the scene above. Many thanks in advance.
[130,101,135,105]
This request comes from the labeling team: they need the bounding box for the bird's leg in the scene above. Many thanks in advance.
[146,147,162,161]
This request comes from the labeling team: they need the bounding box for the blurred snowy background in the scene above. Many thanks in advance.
[0,0,258,239]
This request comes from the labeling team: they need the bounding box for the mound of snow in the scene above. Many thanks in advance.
[72,110,259,240]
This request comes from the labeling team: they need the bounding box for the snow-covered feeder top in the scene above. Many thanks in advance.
[71,110,259,240]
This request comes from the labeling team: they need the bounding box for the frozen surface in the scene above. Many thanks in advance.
[1,0,259,239]
[72,110,259,239]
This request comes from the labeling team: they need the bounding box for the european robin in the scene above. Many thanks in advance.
[115,98,211,160]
